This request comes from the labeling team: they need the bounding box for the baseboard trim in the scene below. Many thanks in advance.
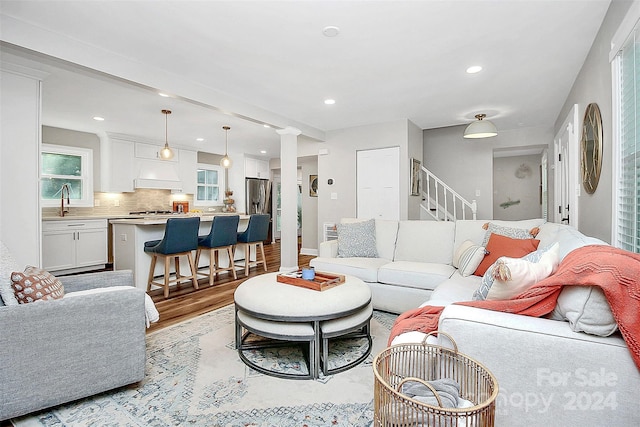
[299,247,318,256]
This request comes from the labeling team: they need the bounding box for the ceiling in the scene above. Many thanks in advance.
[0,0,611,158]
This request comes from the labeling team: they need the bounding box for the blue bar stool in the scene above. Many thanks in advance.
[195,215,240,284]
[144,217,200,298]
[236,214,270,276]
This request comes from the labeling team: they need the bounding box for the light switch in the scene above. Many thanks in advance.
[113,199,120,207]
[475,189,481,197]
[94,199,101,207]
[120,234,127,241]
[331,192,338,200]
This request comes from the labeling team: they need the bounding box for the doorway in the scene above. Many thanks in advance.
[554,104,580,226]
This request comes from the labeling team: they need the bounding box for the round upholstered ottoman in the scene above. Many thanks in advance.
[234,272,372,379]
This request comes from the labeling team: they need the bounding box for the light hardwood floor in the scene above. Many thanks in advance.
[146,240,313,333]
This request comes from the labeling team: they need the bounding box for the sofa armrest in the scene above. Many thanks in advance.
[319,240,339,258]
[59,269,134,293]
[0,286,146,420]
[437,305,639,426]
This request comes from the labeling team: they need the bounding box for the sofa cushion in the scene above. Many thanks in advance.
[378,261,455,291]
[550,286,618,337]
[394,220,455,264]
[11,266,65,304]
[427,272,479,306]
[336,219,378,258]
[1,241,20,306]
[486,243,560,300]
[340,218,399,261]
[474,233,540,276]
[536,222,606,260]
[309,256,389,283]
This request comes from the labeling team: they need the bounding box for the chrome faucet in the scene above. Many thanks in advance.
[60,183,71,217]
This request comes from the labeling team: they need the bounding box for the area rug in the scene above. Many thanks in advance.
[13,304,397,427]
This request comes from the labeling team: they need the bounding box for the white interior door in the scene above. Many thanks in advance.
[357,147,400,220]
[554,105,579,226]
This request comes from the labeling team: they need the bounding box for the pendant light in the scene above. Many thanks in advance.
[463,113,498,139]
[220,126,233,168]
[159,109,174,160]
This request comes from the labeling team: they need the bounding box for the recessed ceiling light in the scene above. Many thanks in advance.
[322,26,340,37]
[158,93,170,97]
[260,150,267,154]
[196,138,204,142]
[466,65,483,74]
[263,124,271,128]
[93,116,105,121]
[324,99,336,105]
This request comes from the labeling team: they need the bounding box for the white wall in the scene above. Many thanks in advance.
[423,125,552,219]
[298,156,318,255]
[493,154,541,220]
[317,119,417,238]
[0,66,44,267]
[554,0,633,243]
[407,120,423,219]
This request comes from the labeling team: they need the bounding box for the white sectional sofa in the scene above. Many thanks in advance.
[310,218,640,426]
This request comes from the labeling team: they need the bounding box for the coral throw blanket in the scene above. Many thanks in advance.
[388,245,640,369]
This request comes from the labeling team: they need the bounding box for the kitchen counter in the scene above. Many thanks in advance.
[42,212,246,221]
[109,213,250,226]
[110,214,251,290]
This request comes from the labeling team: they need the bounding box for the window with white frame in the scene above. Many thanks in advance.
[195,163,224,206]
[40,144,94,207]
[612,12,640,253]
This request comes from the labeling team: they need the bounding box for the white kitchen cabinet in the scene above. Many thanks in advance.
[135,142,179,162]
[174,149,197,194]
[42,219,108,273]
[245,157,270,179]
[101,137,135,192]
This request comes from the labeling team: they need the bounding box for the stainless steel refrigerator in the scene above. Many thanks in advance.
[245,178,271,215]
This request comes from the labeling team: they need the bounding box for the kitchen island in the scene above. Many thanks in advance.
[110,214,251,291]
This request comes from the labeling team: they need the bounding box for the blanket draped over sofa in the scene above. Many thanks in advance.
[388,245,640,369]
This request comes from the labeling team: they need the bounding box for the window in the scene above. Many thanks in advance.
[40,144,93,207]
[613,16,640,253]
[195,164,224,206]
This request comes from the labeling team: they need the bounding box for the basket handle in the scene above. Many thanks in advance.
[422,331,458,354]
[396,377,444,408]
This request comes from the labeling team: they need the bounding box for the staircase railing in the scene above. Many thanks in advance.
[421,166,477,221]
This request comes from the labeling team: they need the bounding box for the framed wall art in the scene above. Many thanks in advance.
[410,158,421,196]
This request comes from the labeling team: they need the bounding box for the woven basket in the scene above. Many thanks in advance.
[373,332,498,427]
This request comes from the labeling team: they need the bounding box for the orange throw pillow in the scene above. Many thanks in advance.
[11,266,65,304]
[473,233,540,276]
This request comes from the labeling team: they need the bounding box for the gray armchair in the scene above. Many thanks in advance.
[0,269,147,420]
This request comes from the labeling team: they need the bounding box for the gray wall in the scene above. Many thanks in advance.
[554,0,633,243]
[423,125,552,219]
[317,119,418,240]
[493,154,541,220]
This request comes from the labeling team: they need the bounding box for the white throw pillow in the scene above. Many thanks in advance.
[456,244,486,277]
[452,240,474,268]
[0,241,20,306]
[486,243,560,301]
[550,286,618,337]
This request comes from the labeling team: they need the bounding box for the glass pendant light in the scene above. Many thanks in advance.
[220,126,233,168]
[159,109,174,160]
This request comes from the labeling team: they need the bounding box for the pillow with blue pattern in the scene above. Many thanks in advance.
[337,219,378,258]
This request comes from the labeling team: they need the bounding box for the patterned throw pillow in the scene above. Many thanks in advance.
[481,223,534,247]
[473,243,555,301]
[337,219,378,258]
[11,266,65,304]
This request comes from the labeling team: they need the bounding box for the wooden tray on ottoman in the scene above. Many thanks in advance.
[276,270,346,291]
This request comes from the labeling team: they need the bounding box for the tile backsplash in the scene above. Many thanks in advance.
[41,189,222,217]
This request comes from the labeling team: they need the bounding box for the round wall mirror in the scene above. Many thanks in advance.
[581,103,603,194]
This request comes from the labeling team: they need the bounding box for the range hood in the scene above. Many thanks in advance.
[134,159,182,190]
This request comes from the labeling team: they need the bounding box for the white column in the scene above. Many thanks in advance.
[277,126,301,272]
